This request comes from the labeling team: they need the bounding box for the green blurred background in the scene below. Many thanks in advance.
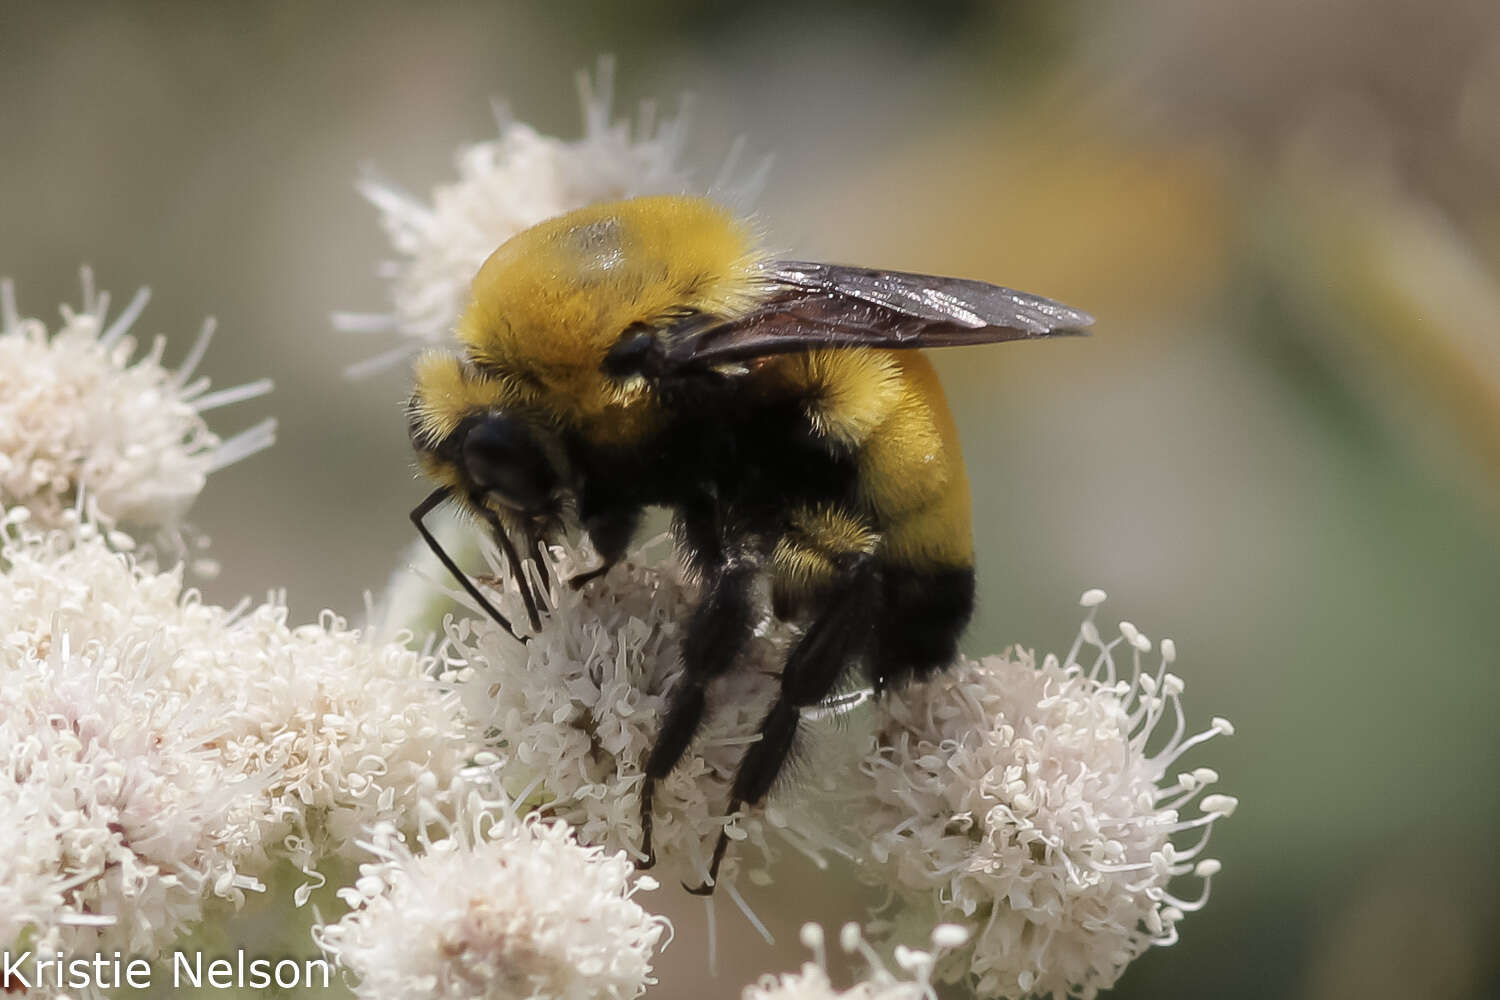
[4,1,1499,997]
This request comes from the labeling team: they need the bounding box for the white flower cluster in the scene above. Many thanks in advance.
[334,58,763,375]
[0,272,274,539]
[0,557,266,957]
[0,518,476,955]
[316,796,669,1000]
[439,542,805,894]
[743,923,970,1000]
[849,592,1236,999]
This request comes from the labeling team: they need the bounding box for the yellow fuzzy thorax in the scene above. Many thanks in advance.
[456,195,766,437]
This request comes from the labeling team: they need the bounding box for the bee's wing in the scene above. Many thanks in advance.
[661,261,1093,367]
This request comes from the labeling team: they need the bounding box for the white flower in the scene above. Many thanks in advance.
[0,617,268,957]
[850,592,1236,999]
[316,798,669,1000]
[0,271,274,541]
[335,58,766,376]
[743,923,970,1000]
[439,541,808,894]
[0,521,476,903]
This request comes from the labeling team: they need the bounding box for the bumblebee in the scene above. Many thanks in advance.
[407,195,1090,892]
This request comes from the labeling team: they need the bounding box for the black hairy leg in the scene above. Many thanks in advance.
[569,505,642,589]
[637,559,757,870]
[869,565,975,691]
[687,557,879,894]
[671,490,727,580]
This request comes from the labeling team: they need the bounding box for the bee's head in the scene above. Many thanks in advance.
[407,407,563,526]
[406,352,571,518]
[405,354,572,640]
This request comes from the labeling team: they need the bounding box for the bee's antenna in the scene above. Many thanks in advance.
[410,487,527,644]
[472,496,544,634]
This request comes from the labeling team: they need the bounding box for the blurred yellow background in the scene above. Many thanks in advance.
[3,1,1498,997]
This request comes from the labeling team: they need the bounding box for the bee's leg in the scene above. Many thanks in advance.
[569,506,641,590]
[686,558,878,894]
[637,559,757,870]
[566,564,609,590]
[672,490,724,580]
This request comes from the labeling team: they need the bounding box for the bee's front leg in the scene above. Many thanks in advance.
[569,504,642,590]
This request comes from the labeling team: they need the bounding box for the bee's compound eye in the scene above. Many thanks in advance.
[462,415,556,513]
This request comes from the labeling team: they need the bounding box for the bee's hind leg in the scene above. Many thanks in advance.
[637,559,758,870]
[686,556,879,895]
